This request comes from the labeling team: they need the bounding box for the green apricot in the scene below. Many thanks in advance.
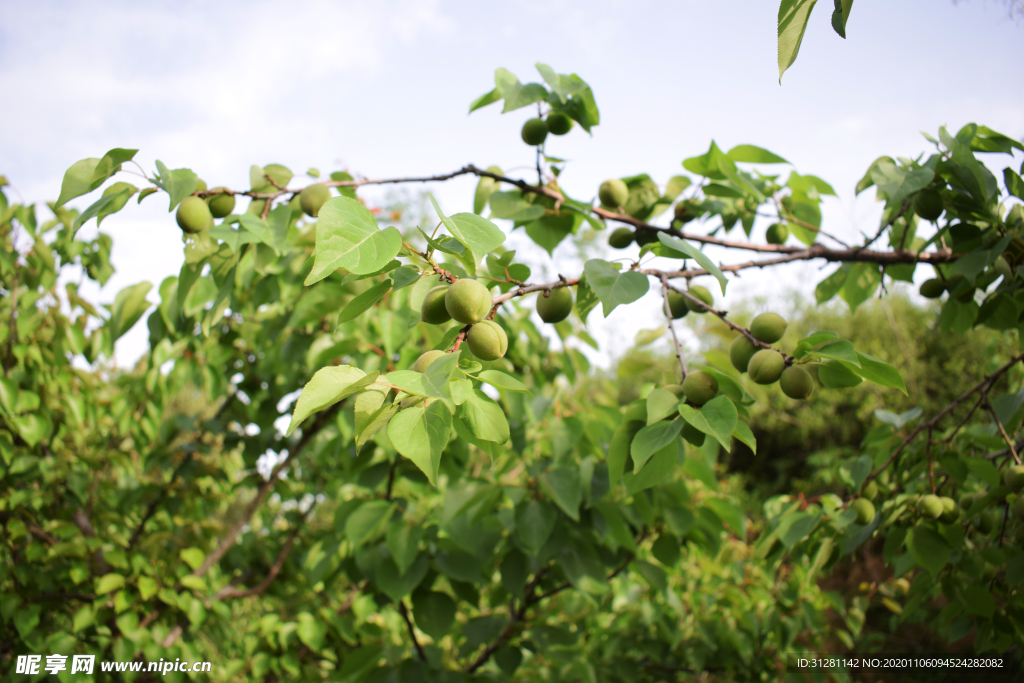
[730,336,758,373]
[913,189,944,221]
[207,187,236,218]
[536,287,573,323]
[852,498,875,524]
[634,230,659,246]
[939,497,959,523]
[521,118,549,146]
[412,350,446,373]
[598,179,629,209]
[863,481,878,500]
[682,370,718,406]
[765,223,789,245]
[466,320,508,361]
[919,278,945,299]
[959,492,975,510]
[750,312,788,343]
[1005,465,1024,492]
[976,511,996,534]
[780,366,813,400]
[1014,495,1024,520]
[445,279,492,324]
[684,285,713,313]
[747,350,785,385]
[674,200,697,224]
[194,179,208,194]
[918,494,944,519]
[608,227,634,249]
[682,422,705,446]
[176,196,212,234]
[994,255,1013,280]
[421,286,452,325]
[667,292,689,319]
[546,112,573,135]
[300,183,332,217]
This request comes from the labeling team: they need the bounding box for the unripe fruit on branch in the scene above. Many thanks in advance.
[684,285,713,313]
[445,279,493,324]
[1014,495,1024,520]
[194,179,208,194]
[913,189,944,221]
[919,278,945,299]
[300,183,332,217]
[536,287,573,323]
[674,200,697,224]
[682,370,718,406]
[780,366,813,400]
[176,196,212,234]
[765,223,789,245]
[851,498,875,524]
[666,292,689,319]
[939,497,959,523]
[521,118,549,146]
[467,320,508,361]
[546,112,573,135]
[750,312,787,343]
[1005,464,1024,493]
[730,336,757,373]
[747,349,785,385]
[598,179,629,209]
[207,187,236,218]
[421,286,452,325]
[608,227,634,249]
[634,230,659,246]
[863,481,878,500]
[959,493,976,510]
[976,511,996,534]
[412,350,446,373]
[918,494,944,519]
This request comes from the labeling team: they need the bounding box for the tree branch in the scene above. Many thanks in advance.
[398,600,427,661]
[659,275,688,378]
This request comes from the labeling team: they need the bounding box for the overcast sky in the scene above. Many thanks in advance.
[2,0,1022,367]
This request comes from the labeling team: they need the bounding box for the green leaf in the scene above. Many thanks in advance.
[288,366,380,435]
[96,573,125,595]
[853,353,907,395]
[515,500,556,555]
[908,526,950,578]
[376,555,428,603]
[814,340,860,366]
[840,262,881,311]
[138,576,158,601]
[732,420,756,454]
[107,282,153,343]
[817,360,863,388]
[656,234,727,295]
[391,266,421,291]
[632,560,667,594]
[337,280,392,324]
[816,265,849,304]
[388,401,452,486]
[386,524,425,577]
[831,0,854,38]
[679,395,737,451]
[646,388,680,426]
[478,370,533,396]
[583,259,649,317]
[536,63,588,102]
[180,547,205,571]
[778,0,819,82]
[72,189,131,235]
[705,498,747,538]
[469,88,501,113]
[305,197,403,285]
[494,68,548,113]
[345,500,394,548]
[428,193,505,261]
[412,591,456,640]
[56,158,102,208]
[489,191,546,222]
[297,612,327,652]
[457,391,509,444]
[354,384,398,449]
[1003,168,1024,201]
[154,160,199,211]
[870,162,934,209]
[627,440,678,494]
[727,144,790,165]
[14,604,41,638]
[540,467,582,521]
[630,419,682,474]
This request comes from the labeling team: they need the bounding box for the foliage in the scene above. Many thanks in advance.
[2,58,1024,682]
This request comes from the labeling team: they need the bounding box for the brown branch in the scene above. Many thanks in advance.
[192,404,339,578]
[212,521,304,600]
[864,353,1024,489]
[985,394,1022,465]
[398,600,427,661]
[659,275,688,378]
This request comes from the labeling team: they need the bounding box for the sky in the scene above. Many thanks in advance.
[2,0,1023,368]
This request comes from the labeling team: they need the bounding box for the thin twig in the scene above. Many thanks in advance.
[985,394,1022,465]
[660,275,688,378]
[398,600,427,661]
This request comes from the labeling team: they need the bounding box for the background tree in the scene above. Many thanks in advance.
[2,56,1024,682]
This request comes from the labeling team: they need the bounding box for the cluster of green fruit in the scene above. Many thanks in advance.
[728,313,815,400]
[175,180,334,234]
[520,112,574,146]
[919,256,1014,301]
[419,279,507,362]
